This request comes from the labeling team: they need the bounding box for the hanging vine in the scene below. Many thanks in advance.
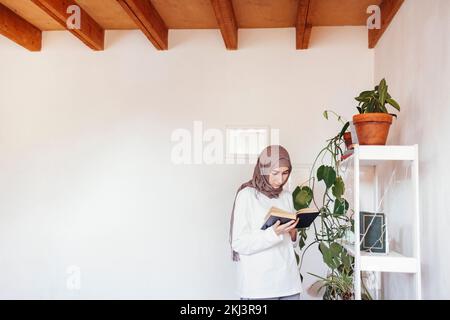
[293,111,371,300]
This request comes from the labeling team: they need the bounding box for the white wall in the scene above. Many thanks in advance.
[374,0,450,299]
[0,27,373,299]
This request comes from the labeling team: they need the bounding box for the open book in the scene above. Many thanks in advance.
[261,206,320,230]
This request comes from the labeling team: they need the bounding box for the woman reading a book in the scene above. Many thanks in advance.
[229,145,302,300]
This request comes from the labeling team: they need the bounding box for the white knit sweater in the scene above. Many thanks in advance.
[231,187,303,299]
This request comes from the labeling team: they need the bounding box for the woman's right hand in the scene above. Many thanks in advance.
[273,218,299,236]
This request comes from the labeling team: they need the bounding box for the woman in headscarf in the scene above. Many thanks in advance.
[229,145,302,300]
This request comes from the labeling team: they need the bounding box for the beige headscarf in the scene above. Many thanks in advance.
[229,145,292,261]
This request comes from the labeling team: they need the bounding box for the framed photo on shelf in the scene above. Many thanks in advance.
[359,212,388,254]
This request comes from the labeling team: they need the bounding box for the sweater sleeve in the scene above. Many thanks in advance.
[231,189,284,256]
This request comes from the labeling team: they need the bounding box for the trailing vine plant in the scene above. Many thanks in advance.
[292,111,371,300]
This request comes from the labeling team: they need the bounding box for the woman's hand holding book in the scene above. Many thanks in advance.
[273,218,299,236]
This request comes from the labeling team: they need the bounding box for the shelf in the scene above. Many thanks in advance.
[339,241,419,274]
[341,145,417,166]
[337,143,421,299]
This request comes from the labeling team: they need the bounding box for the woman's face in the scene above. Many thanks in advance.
[268,166,290,189]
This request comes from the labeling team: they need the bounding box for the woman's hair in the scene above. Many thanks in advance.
[229,145,292,261]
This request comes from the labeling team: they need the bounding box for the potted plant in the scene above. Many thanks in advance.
[353,78,401,145]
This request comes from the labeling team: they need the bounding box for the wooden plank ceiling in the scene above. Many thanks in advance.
[0,0,403,51]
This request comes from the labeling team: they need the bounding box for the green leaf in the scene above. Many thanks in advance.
[317,166,336,189]
[319,243,333,268]
[367,99,376,113]
[361,101,369,112]
[359,90,374,97]
[295,252,300,265]
[330,242,343,257]
[299,229,307,250]
[323,111,329,120]
[299,237,305,250]
[338,122,350,139]
[378,79,387,106]
[355,96,371,103]
[293,186,313,210]
[374,97,382,112]
[320,242,341,269]
[308,272,328,282]
[333,198,348,215]
[341,252,352,270]
[387,98,401,111]
[332,176,345,199]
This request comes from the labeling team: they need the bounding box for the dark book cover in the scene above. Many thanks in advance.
[261,210,319,230]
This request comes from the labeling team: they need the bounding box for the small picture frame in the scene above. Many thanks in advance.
[359,212,387,254]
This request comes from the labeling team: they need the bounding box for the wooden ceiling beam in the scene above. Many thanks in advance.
[31,0,104,50]
[116,0,168,50]
[369,0,404,49]
[0,3,42,51]
[296,0,312,50]
[210,0,238,50]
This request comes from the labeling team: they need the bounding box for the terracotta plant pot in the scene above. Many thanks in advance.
[343,132,353,149]
[352,113,393,145]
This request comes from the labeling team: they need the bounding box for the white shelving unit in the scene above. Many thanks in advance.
[340,145,422,300]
